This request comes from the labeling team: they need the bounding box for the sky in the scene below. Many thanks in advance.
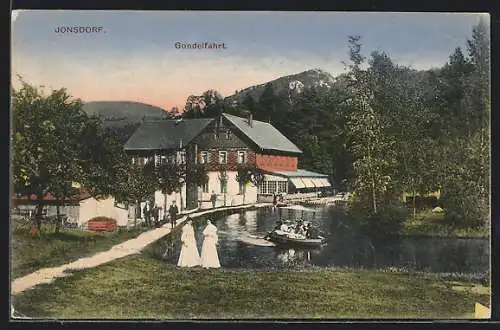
[11,11,488,110]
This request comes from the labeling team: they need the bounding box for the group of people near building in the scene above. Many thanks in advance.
[141,200,180,229]
[177,218,221,269]
[142,203,161,227]
[273,219,320,239]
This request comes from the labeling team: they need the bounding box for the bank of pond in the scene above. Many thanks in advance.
[145,206,489,285]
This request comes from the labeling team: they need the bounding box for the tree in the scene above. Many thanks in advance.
[343,36,397,214]
[12,78,101,231]
[155,158,209,215]
[217,166,229,206]
[155,161,184,218]
[236,165,264,205]
[115,162,157,227]
[182,90,224,118]
[182,95,205,118]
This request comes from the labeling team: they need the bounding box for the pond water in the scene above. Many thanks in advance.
[161,207,489,277]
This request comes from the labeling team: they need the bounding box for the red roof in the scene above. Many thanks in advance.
[12,189,92,202]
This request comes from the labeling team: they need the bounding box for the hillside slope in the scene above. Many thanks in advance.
[225,68,336,105]
[82,101,169,127]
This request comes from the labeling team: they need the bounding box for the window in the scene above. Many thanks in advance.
[226,130,231,139]
[237,151,246,164]
[132,157,136,165]
[154,155,161,167]
[259,181,283,195]
[239,181,246,194]
[202,180,209,193]
[160,155,167,165]
[268,181,277,195]
[277,181,287,194]
[200,151,208,164]
[178,151,186,164]
[219,151,227,164]
[258,181,268,194]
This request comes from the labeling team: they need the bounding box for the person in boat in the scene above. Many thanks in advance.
[295,220,304,234]
[279,221,289,232]
[305,223,320,239]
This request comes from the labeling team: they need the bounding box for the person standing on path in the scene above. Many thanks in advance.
[152,206,160,227]
[177,219,201,267]
[143,203,150,227]
[200,220,221,268]
[169,201,179,229]
[210,191,217,208]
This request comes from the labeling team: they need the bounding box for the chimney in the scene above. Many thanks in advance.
[248,113,253,127]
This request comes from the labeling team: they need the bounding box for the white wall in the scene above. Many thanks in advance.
[199,171,257,209]
[78,197,129,228]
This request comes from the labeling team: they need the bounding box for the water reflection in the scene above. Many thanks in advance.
[162,207,489,276]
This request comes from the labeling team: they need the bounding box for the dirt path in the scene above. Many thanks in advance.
[11,203,272,296]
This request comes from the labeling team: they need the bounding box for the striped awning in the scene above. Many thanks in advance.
[290,178,306,189]
[314,178,331,187]
[300,178,316,188]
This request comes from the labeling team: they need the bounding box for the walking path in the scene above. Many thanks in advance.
[11,203,272,296]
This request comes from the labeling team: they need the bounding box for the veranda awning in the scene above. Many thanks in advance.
[300,178,316,188]
[314,178,331,187]
[290,178,306,189]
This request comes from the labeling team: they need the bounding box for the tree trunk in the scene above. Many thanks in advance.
[371,179,377,214]
[134,200,138,228]
[412,188,417,219]
[163,192,168,221]
[55,204,61,233]
[179,191,184,212]
[367,151,377,214]
[35,200,44,233]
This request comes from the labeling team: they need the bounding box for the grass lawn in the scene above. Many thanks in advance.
[12,255,490,319]
[11,226,145,279]
[403,210,488,238]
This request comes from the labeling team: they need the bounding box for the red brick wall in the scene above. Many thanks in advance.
[255,154,298,172]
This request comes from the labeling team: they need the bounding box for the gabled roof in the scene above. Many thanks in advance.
[222,113,302,154]
[124,118,214,151]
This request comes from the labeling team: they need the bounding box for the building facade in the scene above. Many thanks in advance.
[124,113,331,211]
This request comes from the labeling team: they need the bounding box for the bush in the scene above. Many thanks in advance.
[440,181,488,229]
[347,201,409,238]
[405,195,439,210]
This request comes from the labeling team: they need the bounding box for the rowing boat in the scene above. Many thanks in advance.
[265,230,327,247]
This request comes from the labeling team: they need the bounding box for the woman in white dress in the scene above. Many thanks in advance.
[177,219,201,267]
[200,220,221,269]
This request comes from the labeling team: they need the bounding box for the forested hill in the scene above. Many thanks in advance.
[82,101,170,127]
[224,68,336,105]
